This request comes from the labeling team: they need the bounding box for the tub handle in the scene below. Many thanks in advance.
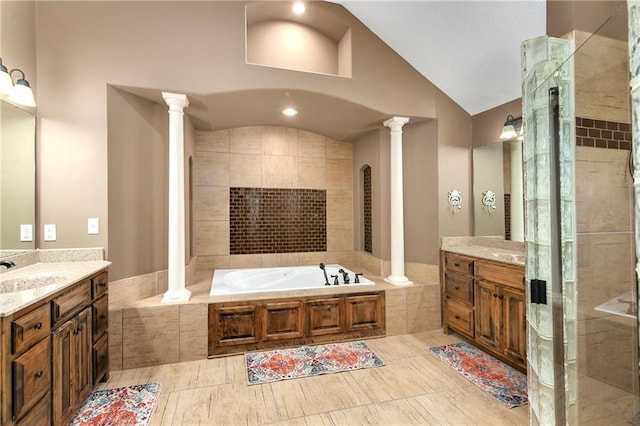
[354,273,363,283]
[331,275,339,285]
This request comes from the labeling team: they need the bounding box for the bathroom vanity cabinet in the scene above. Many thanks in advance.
[0,269,109,426]
[441,250,526,371]
[208,291,385,356]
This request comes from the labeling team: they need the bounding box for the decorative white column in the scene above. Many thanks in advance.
[383,116,413,286]
[161,92,191,303]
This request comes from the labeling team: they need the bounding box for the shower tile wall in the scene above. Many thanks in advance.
[573,29,637,420]
[194,126,354,271]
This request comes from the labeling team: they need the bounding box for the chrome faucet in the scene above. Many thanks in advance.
[0,260,16,269]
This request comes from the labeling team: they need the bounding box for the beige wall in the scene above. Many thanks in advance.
[31,1,457,279]
[0,1,36,101]
[107,87,196,281]
[471,98,522,148]
[436,90,473,239]
[194,126,354,271]
[547,0,626,39]
[247,21,339,75]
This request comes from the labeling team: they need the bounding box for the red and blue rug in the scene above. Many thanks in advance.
[69,382,160,425]
[429,342,528,408]
[246,341,384,385]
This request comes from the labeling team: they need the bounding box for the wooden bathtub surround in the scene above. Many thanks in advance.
[209,291,385,356]
[441,250,526,372]
[0,269,109,426]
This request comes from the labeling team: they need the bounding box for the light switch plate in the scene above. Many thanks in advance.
[44,224,56,241]
[88,218,99,235]
[20,224,33,242]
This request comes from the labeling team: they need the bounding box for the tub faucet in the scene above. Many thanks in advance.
[0,260,16,269]
[319,263,330,285]
[338,268,350,284]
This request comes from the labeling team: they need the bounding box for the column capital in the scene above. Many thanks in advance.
[162,92,189,109]
[383,116,410,130]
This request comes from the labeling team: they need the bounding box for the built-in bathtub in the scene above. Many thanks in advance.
[210,264,374,296]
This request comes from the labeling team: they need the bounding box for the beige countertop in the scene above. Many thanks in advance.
[0,260,111,317]
[441,237,525,267]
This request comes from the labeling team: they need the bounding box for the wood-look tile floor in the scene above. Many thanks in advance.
[98,331,530,425]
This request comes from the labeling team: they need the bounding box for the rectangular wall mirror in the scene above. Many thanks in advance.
[473,140,524,240]
[0,99,36,257]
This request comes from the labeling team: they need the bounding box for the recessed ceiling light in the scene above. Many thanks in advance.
[292,2,305,15]
[282,107,298,117]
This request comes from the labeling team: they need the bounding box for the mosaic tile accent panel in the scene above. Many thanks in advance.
[363,165,372,253]
[504,193,511,241]
[229,187,326,255]
[575,117,631,149]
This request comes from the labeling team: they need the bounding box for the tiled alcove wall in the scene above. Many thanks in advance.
[194,126,354,271]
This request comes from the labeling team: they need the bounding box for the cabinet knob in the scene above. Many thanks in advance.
[493,294,498,298]
[34,371,43,379]
[78,325,83,331]
[98,282,107,288]
[454,315,460,320]
[454,262,460,267]
[99,315,107,320]
[34,322,42,330]
[454,286,459,290]
[498,295,504,299]
[100,354,108,360]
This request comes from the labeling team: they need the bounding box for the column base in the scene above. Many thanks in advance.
[161,288,192,304]
[384,276,413,286]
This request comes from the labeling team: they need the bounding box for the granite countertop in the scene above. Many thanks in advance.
[0,260,111,317]
[441,237,525,267]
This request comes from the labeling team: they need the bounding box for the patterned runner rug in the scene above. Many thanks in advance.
[429,342,528,408]
[246,341,384,385]
[69,382,160,425]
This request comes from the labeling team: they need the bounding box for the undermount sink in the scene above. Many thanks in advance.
[0,272,68,293]
[491,252,525,264]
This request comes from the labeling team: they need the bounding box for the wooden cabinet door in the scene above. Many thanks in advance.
[262,301,304,341]
[345,294,383,332]
[75,308,93,404]
[474,280,500,351]
[212,304,261,347]
[307,298,344,336]
[52,319,75,426]
[501,287,526,366]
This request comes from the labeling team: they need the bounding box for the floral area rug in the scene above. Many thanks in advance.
[246,341,384,385]
[429,342,528,408]
[69,382,160,425]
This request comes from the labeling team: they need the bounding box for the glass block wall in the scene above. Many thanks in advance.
[521,35,576,424]
[628,2,640,420]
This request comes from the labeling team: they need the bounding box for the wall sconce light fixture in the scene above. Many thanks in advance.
[499,115,522,140]
[447,189,462,213]
[481,190,497,213]
[0,58,36,107]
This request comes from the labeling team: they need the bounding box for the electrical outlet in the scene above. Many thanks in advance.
[20,224,33,242]
[44,224,56,241]
[88,218,99,235]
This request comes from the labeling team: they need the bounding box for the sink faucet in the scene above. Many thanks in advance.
[0,260,16,269]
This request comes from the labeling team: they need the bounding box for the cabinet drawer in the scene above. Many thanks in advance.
[93,333,109,385]
[92,294,108,342]
[91,271,108,300]
[475,260,524,290]
[12,304,51,355]
[12,338,50,420]
[51,280,91,326]
[444,300,474,338]
[444,252,474,276]
[16,392,50,426]
[444,271,473,304]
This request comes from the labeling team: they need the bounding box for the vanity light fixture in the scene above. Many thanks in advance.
[292,2,306,15]
[282,107,298,117]
[500,114,522,140]
[0,58,36,107]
